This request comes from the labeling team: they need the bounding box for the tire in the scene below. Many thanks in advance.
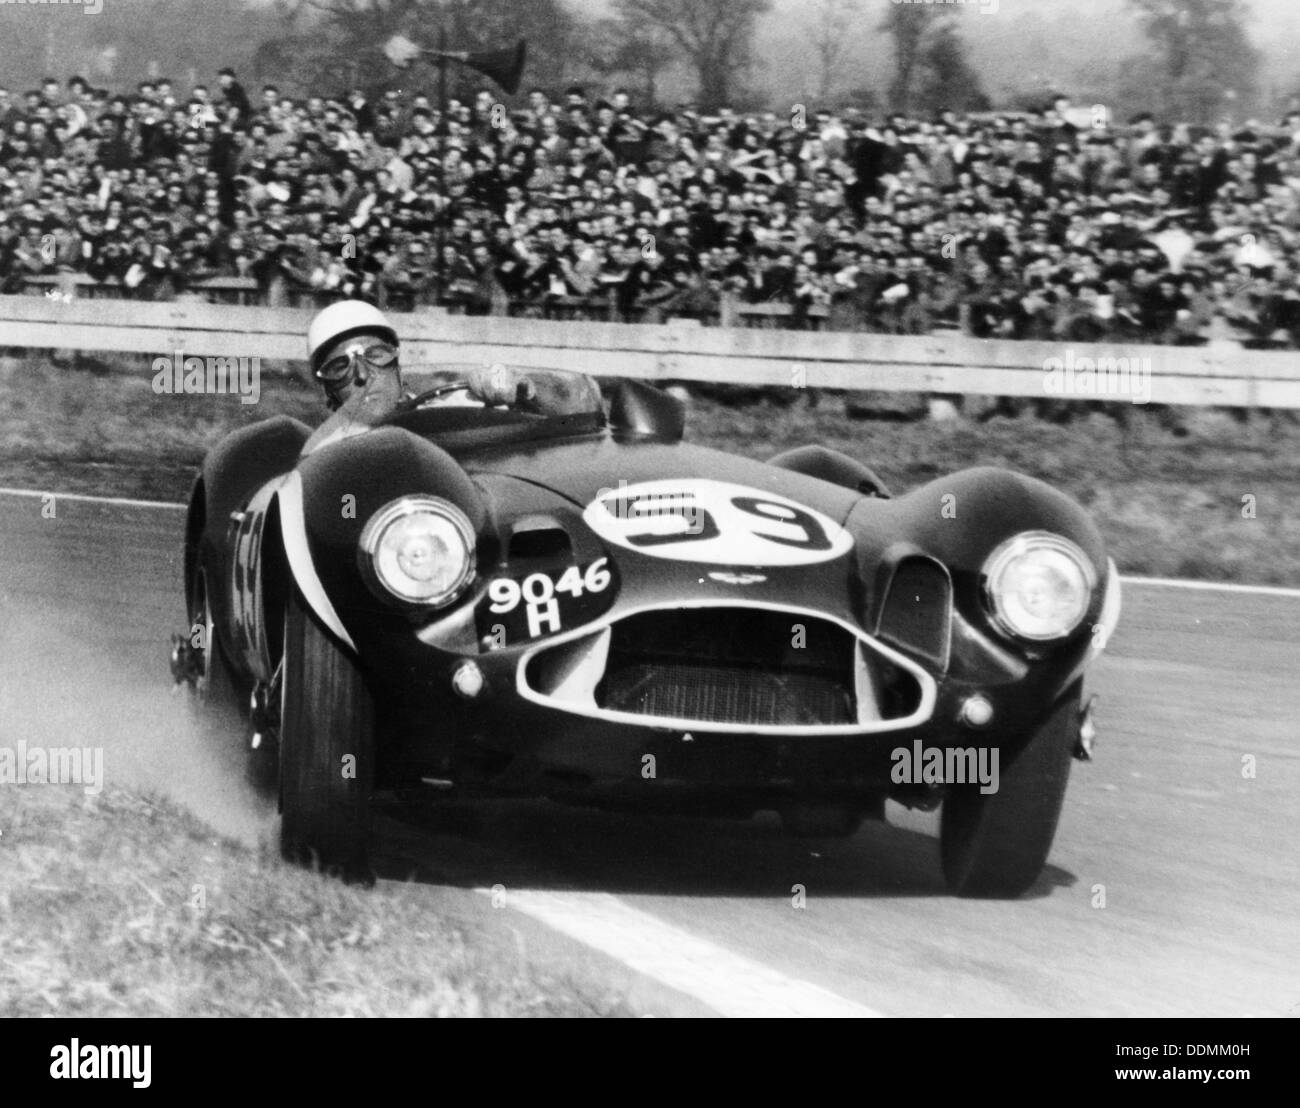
[940,685,1080,898]
[186,563,243,739]
[278,586,375,885]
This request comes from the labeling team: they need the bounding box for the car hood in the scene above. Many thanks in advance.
[462,434,871,624]
[463,434,865,525]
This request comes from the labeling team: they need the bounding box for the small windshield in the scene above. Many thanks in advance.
[403,363,605,418]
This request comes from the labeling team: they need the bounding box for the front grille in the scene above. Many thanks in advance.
[521,604,932,733]
[595,609,855,727]
[601,661,853,726]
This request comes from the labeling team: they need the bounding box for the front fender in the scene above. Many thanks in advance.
[269,427,489,656]
[849,466,1108,630]
[846,466,1113,726]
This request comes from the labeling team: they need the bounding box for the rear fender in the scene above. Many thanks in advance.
[186,415,311,650]
[768,444,891,498]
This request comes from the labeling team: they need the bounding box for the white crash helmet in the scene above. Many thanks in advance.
[306,299,399,372]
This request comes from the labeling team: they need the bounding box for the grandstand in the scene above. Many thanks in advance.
[3,73,1299,347]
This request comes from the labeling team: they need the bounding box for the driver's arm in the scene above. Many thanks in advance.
[465,363,541,411]
[438,366,600,418]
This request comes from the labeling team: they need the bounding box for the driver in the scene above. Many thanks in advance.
[301,299,536,452]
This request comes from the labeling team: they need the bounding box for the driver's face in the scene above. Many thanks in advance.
[315,333,399,409]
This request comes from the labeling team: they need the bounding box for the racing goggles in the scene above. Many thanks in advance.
[315,339,399,385]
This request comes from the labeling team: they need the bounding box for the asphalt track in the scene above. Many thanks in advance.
[1,489,1297,1017]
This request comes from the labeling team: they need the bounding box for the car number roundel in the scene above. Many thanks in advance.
[583,479,853,566]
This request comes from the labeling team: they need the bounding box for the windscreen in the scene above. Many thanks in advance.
[402,363,605,418]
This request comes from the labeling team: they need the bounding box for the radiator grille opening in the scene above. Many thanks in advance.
[522,605,930,731]
[595,608,855,727]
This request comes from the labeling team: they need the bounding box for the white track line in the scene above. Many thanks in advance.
[3,486,1300,599]
[0,487,186,511]
[1121,575,1300,600]
[478,887,881,1017]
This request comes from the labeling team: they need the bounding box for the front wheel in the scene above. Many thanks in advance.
[940,685,1081,898]
[279,587,375,884]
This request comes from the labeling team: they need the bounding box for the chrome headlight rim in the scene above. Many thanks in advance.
[358,495,476,608]
[981,530,1097,643]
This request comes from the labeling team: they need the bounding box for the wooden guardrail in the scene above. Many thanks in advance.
[18,274,833,325]
[1,294,1296,407]
[22,273,264,305]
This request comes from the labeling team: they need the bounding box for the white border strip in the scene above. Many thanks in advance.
[477,887,881,1018]
[5,485,1300,600]
[0,486,186,511]
[275,471,358,653]
[1120,575,1300,600]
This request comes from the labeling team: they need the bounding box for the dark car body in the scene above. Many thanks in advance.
[179,368,1120,893]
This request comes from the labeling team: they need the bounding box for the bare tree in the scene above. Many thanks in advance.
[804,0,859,103]
[299,0,422,44]
[879,0,947,113]
[1125,0,1260,122]
[591,16,677,108]
[613,0,772,110]
[915,21,989,114]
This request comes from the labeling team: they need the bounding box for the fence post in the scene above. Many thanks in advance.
[719,289,737,328]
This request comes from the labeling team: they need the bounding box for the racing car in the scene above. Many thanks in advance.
[171,364,1120,896]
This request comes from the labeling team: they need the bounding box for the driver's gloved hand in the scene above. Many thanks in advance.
[467,363,537,408]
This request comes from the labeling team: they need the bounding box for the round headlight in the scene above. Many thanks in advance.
[359,496,476,606]
[981,532,1096,642]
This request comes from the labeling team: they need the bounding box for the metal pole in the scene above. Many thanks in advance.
[436,23,448,310]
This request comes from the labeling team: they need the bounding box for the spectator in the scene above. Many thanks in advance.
[217,68,252,128]
[1,68,1299,347]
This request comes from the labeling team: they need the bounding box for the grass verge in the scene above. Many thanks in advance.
[0,785,633,1017]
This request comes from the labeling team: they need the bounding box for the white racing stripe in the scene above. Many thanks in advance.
[0,486,186,511]
[477,886,882,1017]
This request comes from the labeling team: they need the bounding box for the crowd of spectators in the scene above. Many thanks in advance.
[6,68,1300,346]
